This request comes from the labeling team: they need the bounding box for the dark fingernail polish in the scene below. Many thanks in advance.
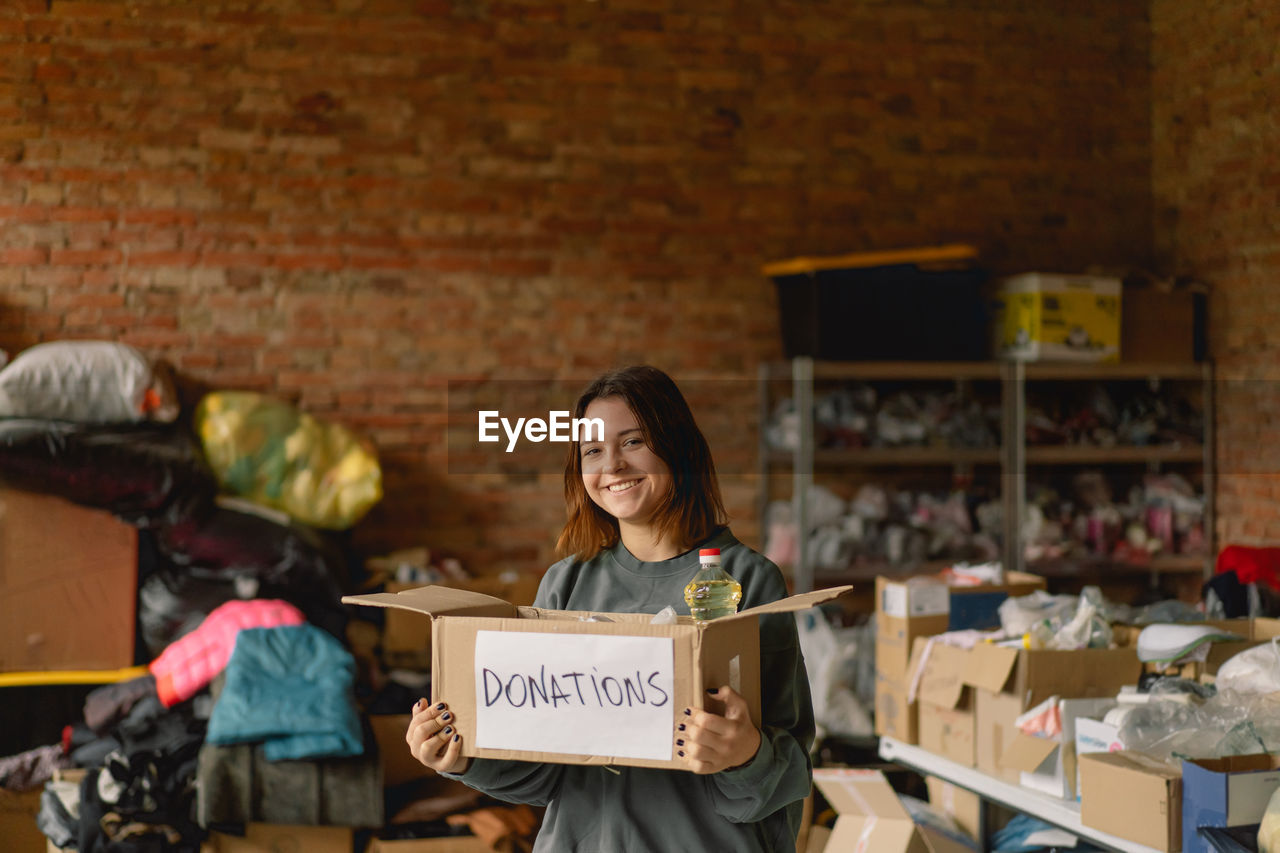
[678,750,684,757]
[678,724,685,731]
[676,739,684,746]
[453,734,460,742]
[443,726,452,734]
[442,713,452,721]
[436,703,445,710]
[706,688,717,694]
[683,708,691,716]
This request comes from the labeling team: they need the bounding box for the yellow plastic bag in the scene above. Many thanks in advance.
[195,391,382,530]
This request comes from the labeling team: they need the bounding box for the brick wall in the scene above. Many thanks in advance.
[0,0,1152,576]
[1151,0,1280,546]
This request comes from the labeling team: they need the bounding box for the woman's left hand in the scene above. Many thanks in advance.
[675,685,762,775]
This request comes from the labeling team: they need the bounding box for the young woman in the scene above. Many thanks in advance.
[406,365,814,852]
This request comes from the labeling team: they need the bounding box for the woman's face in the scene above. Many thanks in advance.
[579,395,671,527]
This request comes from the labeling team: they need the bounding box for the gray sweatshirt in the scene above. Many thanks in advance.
[448,527,815,852]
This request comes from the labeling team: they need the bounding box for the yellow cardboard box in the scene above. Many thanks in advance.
[994,272,1122,362]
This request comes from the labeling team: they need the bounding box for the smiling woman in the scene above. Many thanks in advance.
[577,395,675,559]
[406,364,816,853]
[558,365,726,563]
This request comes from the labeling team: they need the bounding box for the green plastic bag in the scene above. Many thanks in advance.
[195,391,382,530]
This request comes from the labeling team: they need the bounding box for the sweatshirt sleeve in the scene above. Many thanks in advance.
[705,609,815,826]
[440,560,577,805]
[444,756,566,807]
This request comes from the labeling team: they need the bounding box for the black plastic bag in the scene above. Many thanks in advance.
[0,419,216,527]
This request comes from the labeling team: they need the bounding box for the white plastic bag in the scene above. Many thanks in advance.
[795,610,874,740]
[0,340,178,423]
[1216,638,1280,695]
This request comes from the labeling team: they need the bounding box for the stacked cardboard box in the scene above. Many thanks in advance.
[963,641,1141,785]
[0,488,138,672]
[873,572,1046,745]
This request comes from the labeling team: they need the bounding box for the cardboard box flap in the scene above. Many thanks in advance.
[342,585,518,619]
[1189,754,1280,774]
[916,642,970,709]
[813,768,970,853]
[727,585,853,622]
[1085,749,1182,779]
[963,643,1019,693]
[918,825,983,853]
[827,816,919,853]
[812,768,912,822]
[1000,733,1059,772]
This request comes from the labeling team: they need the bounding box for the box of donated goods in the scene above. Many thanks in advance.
[925,775,983,844]
[874,636,928,744]
[380,572,542,668]
[993,272,1121,362]
[963,641,1141,784]
[913,640,976,767]
[875,571,1046,678]
[1079,750,1182,852]
[343,584,850,770]
[1182,754,1280,853]
[810,768,974,853]
[996,696,1116,800]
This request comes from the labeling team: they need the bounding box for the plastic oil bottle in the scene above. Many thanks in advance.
[683,548,742,621]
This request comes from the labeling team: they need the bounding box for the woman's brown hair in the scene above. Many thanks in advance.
[556,365,728,560]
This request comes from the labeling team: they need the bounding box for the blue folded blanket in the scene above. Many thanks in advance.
[206,624,363,761]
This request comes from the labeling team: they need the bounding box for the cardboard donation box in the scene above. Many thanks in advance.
[997,697,1115,800]
[963,643,1140,784]
[1079,751,1182,852]
[1,786,45,853]
[1,488,138,671]
[206,824,352,853]
[875,636,929,744]
[924,775,982,844]
[381,573,543,667]
[1122,284,1208,363]
[913,641,975,767]
[1182,754,1280,853]
[874,571,1043,748]
[365,836,491,852]
[810,768,974,853]
[875,572,1046,677]
[344,584,850,770]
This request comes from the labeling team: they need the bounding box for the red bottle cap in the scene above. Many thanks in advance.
[699,548,721,557]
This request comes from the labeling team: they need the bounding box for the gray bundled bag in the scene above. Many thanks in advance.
[0,340,178,423]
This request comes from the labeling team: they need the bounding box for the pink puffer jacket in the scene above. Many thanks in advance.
[149,599,305,707]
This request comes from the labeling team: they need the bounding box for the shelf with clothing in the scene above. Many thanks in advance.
[759,358,1215,598]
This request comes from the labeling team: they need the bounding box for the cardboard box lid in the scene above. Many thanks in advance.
[1082,749,1181,780]
[343,586,521,619]
[343,584,852,626]
[963,644,1019,693]
[1000,733,1059,773]
[915,641,970,709]
[962,644,1140,707]
[811,769,974,853]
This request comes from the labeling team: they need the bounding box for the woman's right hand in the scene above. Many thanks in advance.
[406,698,469,774]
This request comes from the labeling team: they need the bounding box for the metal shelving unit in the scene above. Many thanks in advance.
[760,358,1215,593]
[879,736,1164,853]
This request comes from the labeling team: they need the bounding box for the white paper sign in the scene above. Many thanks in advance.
[473,630,676,761]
